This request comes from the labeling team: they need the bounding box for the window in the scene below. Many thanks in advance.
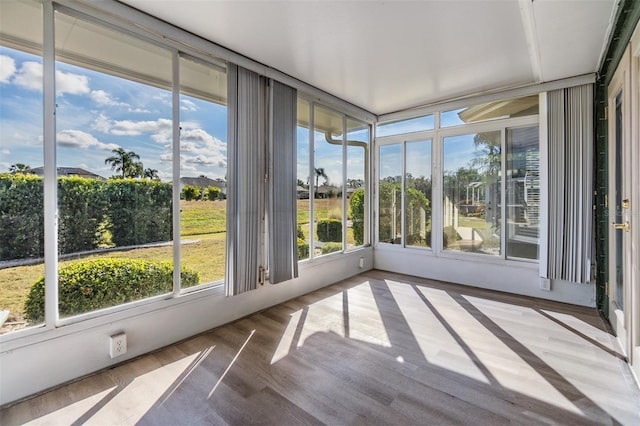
[377,114,434,137]
[296,98,311,260]
[378,144,402,244]
[346,119,369,249]
[0,0,44,334]
[405,140,432,248]
[55,11,175,319]
[297,99,370,258]
[376,98,540,263]
[506,126,540,260]
[179,55,228,287]
[442,131,502,256]
[313,105,343,256]
[441,95,539,127]
[0,6,229,334]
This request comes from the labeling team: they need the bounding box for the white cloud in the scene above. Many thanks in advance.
[57,129,119,151]
[113,118,172,137]
[93,114,173,142]
[56,70,90,95]
[13,61,42,91]
[129,107,151,114]
[91,90,128,107]
[180,99,198,112]
[0,55,16,83]
[13,61,90,95]
[179,127,226,167]
[1,149,10,155]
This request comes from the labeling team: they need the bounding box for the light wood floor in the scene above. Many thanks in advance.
[2,270,640,425]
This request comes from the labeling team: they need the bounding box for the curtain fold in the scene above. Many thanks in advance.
[225,64,266,295]
[546,84,593,283]
[268,81,298,284]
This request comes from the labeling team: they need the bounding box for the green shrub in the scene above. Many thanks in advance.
[0,173,44,260]
[297,226,305,240]
[349,188,365,245]
[321,242,342,255]
[204,186,222,201]
[181,185,201,201]
[317,219,341,242]
[24,258,199,323]
[297,237,309,260]
[106,179,173,247]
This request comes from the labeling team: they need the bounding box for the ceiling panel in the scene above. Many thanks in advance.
[121,0,616,115]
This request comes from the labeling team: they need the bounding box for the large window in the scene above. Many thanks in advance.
[0,5,228,334]
[505,126,540,260]
[378,144,402,244]
[346,119,368,249]
[376,95,540,262]
[297,98,370,259]
[179,55,228,287]
[443,131,501,256]
[0,0,44,334]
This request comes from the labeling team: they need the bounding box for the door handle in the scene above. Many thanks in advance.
[612,221,630,232]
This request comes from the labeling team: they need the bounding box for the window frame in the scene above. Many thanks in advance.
[375,110,540,266]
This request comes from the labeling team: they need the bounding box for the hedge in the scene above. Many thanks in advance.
[317,219,342,242]
[350,188,365,245]
[106,179,172,247]
[24,258,199,323]
[58,176,109,254]
[321,242,342,255]
[0,173,44,260]
[0,174,173,261]
[297,237,309,260]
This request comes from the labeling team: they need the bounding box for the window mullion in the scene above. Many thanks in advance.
[172,50,181,296]
[308,103,315,261]
[501,127,507,259]
[44,0,58,328]
[342,115,347,251]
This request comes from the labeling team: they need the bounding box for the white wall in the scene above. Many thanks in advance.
[374,245,596,307]
[0,249,373,406]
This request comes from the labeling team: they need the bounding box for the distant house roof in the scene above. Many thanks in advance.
[180,176,226,189]
[30,167,105,180]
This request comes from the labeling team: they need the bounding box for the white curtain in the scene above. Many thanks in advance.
[226,64,267,295]
[546,84,593,283]
[268,80,298,283]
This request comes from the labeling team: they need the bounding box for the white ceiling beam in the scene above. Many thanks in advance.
[519,0,544,82]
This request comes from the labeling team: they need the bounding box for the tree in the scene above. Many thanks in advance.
[314,167,327,192]
[9,163,31,173]
[105,148,141,179]
[143,168,159,180]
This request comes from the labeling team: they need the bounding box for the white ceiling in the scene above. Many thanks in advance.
[121,0,616,116]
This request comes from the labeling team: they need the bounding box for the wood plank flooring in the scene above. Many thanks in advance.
[2,270,640,425]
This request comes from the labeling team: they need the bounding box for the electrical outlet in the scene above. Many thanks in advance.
[359,257,364,268]
[540,277,551,291]
[109,332,127,358]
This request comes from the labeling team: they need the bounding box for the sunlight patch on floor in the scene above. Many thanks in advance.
[385,280,490,384]
[84,352,200,425]
[24,387,116,426]
[415,287,582,415]
[465,295,638,424]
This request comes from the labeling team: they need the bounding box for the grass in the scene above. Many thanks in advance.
[0,196,355,331]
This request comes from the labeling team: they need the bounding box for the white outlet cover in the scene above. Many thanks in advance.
[109,333,127,358]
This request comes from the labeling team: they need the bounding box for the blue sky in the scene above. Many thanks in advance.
[0,45,227,182]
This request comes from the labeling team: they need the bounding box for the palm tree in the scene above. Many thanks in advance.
[314,167,327,192]
[9,163,31,173]
[143,168,159,180]
[105,148,141,178]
